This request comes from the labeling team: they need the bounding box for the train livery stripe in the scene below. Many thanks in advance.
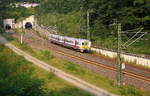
[51,39,80,49]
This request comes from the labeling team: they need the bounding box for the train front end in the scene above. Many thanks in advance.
[80,40,91,52]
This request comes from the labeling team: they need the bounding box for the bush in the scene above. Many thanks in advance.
[0,45,47,96]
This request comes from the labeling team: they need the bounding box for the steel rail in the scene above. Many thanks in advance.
[49,46,150,83]
[25,29,150,83]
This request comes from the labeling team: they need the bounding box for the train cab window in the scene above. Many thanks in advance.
[85,42,88,45]
[82,43,84,45]
[82,42,88,46]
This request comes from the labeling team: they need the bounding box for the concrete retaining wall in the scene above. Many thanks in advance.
[91,48,150,67]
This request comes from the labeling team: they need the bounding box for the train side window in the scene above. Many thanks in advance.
[66,39,73,43]
[76,41,79,45]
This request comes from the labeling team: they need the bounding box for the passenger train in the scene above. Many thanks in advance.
[49,34,91,52]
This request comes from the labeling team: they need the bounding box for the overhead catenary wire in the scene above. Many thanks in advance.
[122,27,144,47]
[125,32,147,48]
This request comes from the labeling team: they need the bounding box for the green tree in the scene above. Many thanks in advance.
[0,45,47,96]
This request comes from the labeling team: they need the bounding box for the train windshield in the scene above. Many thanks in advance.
[82,41,88,46]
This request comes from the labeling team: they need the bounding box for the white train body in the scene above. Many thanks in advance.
[49,34,91,52]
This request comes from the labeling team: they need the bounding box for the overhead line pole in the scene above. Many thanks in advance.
[117,23,123,86]
[87,9,90,40]
[116,23,146,86]
[117,0,124,86]
[21,20,23,44]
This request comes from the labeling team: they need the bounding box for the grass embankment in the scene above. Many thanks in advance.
[4,34,150,96]
[0,41,93,96]
[33,65,93,96]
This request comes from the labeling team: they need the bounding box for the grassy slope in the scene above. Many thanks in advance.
[5,34,150,96]
[0,43,93,96]
[33,65,93,96]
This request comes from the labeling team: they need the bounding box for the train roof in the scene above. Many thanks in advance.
[50,34,91,41]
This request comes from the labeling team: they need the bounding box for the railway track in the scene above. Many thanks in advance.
[47,46,150,83]
[44,47,150,83]
[13,29,150,91]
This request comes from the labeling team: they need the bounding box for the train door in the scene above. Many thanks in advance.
[64,38,66,45]
[74,40,77,48]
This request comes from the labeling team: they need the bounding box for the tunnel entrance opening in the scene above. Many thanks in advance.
[25,22,32,29]
[5,24,11,30]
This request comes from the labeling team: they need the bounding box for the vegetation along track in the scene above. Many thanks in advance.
[13,29,150,91]
[48,46,150,83]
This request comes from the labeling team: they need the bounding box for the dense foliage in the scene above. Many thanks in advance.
[0,0,149,54]
[0,0,35,21]
[36,0,150,55]
[0,45,47,96]
[36,0,150,34]
[0,0,35,34]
